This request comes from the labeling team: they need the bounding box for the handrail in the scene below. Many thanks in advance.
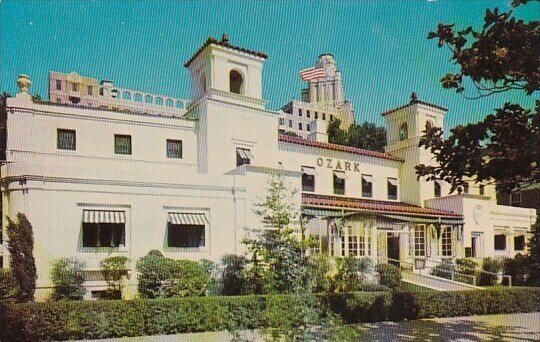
[422,258,512,287]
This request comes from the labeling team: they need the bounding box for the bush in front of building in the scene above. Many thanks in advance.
[331,256,373,292]
[3,287,539,341]
[221,254,249,295]
[478,257,503,286]
[0,269,20,304]
[502,254,529,286]
[307,254,332,293]
[101,256,130,299]
[136,251,210,298]
[50,257,86,301]
[2,287,539,340]
[375,264,402,290]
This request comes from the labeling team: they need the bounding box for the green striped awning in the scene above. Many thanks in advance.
[83,210,126,224]
[168,213,208,225]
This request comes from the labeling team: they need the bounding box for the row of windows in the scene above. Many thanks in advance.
[56,80,94,96]
[494,234,525,251]
[57,129,182,158]
[413,225,453,257]
[298,109,334,122]
[301,167,398,200]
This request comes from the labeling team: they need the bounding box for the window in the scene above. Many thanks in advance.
[299,123,303,130]
[330,114,334,121]
[434,180,441,198]
[299,109,303,117]
[471,232,483,258]
[322,113,326,120]
[362,174,373,198]
[387,178,398,200]
[56,80,62,90]
[514,234,525,251]
[494,234,506,250]
[229,70,244,94]
[315,112,318,120]
[347,226,359,257]
[87,85,93,96]
[510,192,522,206]
[166,139,182,159]
[83,222,125,247]
[399,122,408,140]
[441,227,453,257]
[307,124,310,132]
[333,171,345,195]
[57,129,76,150]
[463,183,469,194]
[425,120,434,131]
[307,111,311,118]
[289,120,293,128]
[479,184,485,196]
[279,118,284,125]
[301,166,315,192]
[114,134,132,155]
[167,213,207,248]
[236,147,253,166]
[414,225,426,256]
[71,83,79,92]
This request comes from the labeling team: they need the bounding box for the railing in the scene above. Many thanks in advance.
[421,258,512,287]
[387,258,478,287]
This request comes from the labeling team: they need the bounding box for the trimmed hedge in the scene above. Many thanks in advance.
[2,287,540,341]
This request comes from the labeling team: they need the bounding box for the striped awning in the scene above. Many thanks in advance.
[83,210,126,224]
[168,213,209,225]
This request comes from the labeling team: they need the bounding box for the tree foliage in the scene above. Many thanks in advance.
[101,256,130,299]
[50,257,86,301]
[328,119,387,152]
[417,0,540,193]
[6,213,37,302]
[526,218,540,285]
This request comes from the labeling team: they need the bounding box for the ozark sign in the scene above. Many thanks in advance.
[316,157,361,172]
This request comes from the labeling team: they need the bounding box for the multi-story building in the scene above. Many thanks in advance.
[279,54,355,138]
[1,35,536,300]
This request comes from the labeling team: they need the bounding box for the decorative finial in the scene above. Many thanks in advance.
[17,74,31,93]
[410,92,418,104]
[221,33,229,43]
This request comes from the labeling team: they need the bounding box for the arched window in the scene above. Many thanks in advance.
[155,97,163,106]
[176,101,184,109]
[425,120,434,131]
[399,122,408,140]
[229,70,244,94]
[122,91,132,100]
[134,93,142,102]
[166,99,174,107]
[145,95,153,104]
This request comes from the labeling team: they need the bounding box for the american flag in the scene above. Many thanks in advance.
[299,67,326,81]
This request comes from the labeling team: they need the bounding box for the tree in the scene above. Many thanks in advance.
[6,213,37,302]
[416,0,539,193]
[526,218,540,285]
[328,119,387,152]
[101,256,130,299]
[50,257,86,301]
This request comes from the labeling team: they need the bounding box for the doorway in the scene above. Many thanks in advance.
[387,233,400,266]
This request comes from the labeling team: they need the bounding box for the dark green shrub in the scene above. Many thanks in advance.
[332,256,372,292]
[375,264,402,289]
[478,257,502,286]
[50,257,86,301]
[455,258,478,275]
[502,254,528,286]
[101,256,130,299]
[221,254,248,295]
[0,269,19,304]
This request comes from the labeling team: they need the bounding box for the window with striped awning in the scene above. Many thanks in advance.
[82,210,126,248]
[83,210,126,224]
[168,213,208,225]
[167,213,208,248]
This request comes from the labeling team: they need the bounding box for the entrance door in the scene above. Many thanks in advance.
[387,234,400,265]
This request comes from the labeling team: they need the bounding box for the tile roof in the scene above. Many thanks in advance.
[381,99,448,117]
[278,134,403,162]
[184,36,268,67]
[302,193,462,218]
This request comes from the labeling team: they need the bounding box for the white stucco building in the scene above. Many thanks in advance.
[0,35,536,299]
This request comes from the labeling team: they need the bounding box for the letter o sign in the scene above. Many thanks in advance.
[317,157,324,167]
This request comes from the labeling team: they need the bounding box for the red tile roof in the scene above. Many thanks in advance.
[278,134,403,162]
[184,36,268,67]
[302,193,462,218]
[381,99,448,117]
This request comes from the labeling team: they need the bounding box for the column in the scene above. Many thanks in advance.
[371,224,378,263]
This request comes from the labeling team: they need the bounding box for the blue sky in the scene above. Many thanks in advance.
[1,0,538,129]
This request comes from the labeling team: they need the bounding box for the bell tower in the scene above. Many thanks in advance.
[382,93,448,206]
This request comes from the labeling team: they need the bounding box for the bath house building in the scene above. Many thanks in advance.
[0,36,536,299]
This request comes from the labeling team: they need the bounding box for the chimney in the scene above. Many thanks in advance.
[308,119,328,143]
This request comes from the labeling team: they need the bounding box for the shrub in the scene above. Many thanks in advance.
[221,254,248,295]
[478,257,502,286]
[376,264,402,290]
[50,257,86,301]
[0,269,20,304]
[430,262,453,280]
[101,256,130,299]
[502,254,529,286]
[332,256,372,292]
[307,254,331,293]
[136,253,210,298]
[454,258,478,275]
[6,213,37,302]
[1,288,539,341]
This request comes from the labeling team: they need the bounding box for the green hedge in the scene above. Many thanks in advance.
[2,288,540,341]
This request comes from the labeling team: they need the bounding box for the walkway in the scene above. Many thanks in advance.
[402,271,480,291]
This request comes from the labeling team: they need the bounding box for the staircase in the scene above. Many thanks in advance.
[402,271,482,291]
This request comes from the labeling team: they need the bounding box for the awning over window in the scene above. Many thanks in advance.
[302,166,316,176]
[168,213,209,225]
[237,148,253,159]
[362,175,373,182]
[83,210,126,224]
[333,171,346,179]
[388,178,398,186]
